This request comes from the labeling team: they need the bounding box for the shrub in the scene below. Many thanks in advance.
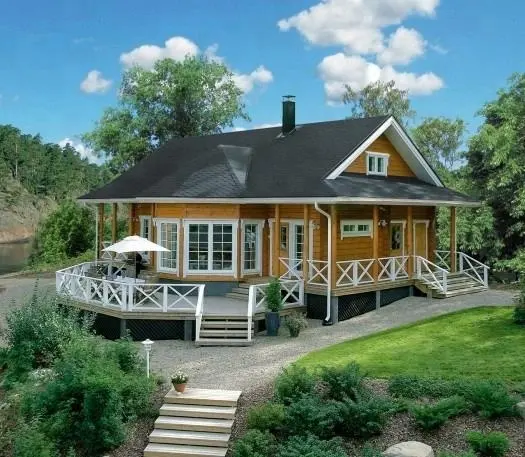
[247,403,286,433]
[411,396,470,430]
[109,336,143,373]
[284,312,308,337]
[361,447,385,457]
[319,362,366,401]
[233,430,278,457]
[277,435,347,457]
[274,365,316,405]
[266,277,283,313]
[335,393,393,438]
[283,394,340,439]
[466,431,510,457]
[438,452,476,457]
[463,381,517,419]
[13,422,56,457]
[388,375,465,399]
[513,282,525,324]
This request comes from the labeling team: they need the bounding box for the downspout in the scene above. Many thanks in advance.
[314,202,332,325]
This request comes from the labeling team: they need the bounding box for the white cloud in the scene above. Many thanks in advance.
[377,27,426,66]
[80,70,112,94]
[204,43,224,63]
[254,122,280,129]
[120,36,199,69]
[59,138,98,163]
[232,65,274,94]
[318,53,444,103]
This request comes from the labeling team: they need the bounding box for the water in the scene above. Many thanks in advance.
[0,240,33,275]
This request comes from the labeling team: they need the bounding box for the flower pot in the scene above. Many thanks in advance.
[173,383,186,393]
[266,311,280,336]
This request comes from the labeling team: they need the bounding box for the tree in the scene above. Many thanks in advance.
[84,56,250,173]
[343,80,415,126]
[412,117,466,171]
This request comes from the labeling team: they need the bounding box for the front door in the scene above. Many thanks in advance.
[413,222,428,259]
[277,222,289,277]
[390,222,404,257]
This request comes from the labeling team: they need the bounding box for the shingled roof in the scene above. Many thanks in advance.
[80,115,478,206]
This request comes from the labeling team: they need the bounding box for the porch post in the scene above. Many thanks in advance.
[236,219,242,279]
[372,205,379,280]
[97,203,105,258]
[407,206,413,276]
[128,204,135,235]
[273,204,280,277]
[450,206,457,273]
[303,204,309,282]
[111,203,118,243]
[330,205,338,290]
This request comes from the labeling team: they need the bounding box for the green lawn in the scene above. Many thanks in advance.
[298,307,525,382]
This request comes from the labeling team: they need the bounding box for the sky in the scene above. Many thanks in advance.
[0,0,524,162]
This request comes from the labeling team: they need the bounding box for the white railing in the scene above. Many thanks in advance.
[306,259,329,285]
[336,259,375,287]
[247,279,304,322]
[434,250,452,270]
[56,262,205,314]
[279,257,303,280]
[415,256,449,294]
[459,252,489,287]
[194,286,205,342]
[378,256,409,281]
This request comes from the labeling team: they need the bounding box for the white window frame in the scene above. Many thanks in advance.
[139,216,152,262]
[241,220,263,275]
[183,219,238,276]
[155,218,180,274]
[340,219,373,239]
[366,151,389,176]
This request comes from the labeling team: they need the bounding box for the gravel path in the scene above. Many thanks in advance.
[149,289,516,391]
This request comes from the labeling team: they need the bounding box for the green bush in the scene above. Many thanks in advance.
[438,452,476,457]
[266,277,283,313]
[247,403,286,433]
[13,422,56,457]
[466,431,510,457]
[388,375,465,399]
[283,394,340,439]
[277,435,347,457]
[274,365,316,405]
[361,447,385,457]
[284,312,308,337]
[335,394,393,438]
[319,362,366,401]
[411,396,470,430]
[233,430,278,457]
[463,381,517,418]
[513,282,525,324]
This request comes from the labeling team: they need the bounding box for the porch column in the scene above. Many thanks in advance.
[128,204,135,235]
[450,206,457,273]
[273,204,280,277]
[303,204,309,282]
[330,205,338,289]
[111,203,118,243]
[372,205,379,280]
[407,206,413,276]
[97,203,105,258]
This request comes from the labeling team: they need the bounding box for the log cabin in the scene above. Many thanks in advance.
[56,96,488,345]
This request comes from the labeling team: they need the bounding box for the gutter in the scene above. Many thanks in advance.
[314,202,332,325]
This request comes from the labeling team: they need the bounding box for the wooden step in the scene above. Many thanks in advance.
[199,329,252,338]
[144,443,227,457]
[155,416,233,433]
[441,286,487,298]
[200,320,252,329]
[159,404,236,420]
[149,429,230,447]
[224,292,248,300]
[230,287,250,295]
[237,283,250,289]
[164,388,242,407]
[196,338,253,347]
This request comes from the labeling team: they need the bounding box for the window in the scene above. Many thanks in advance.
[243,223,260,272]
[367,152,389,176]
[185,221,236,273]
[139,216,151,240]
[340,220,373,238]
[293,224,304,271]
[280,226,288,250]
[157,221,178,272]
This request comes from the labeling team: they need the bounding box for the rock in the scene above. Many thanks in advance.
[517,401,525,419]
[384,441,434,457]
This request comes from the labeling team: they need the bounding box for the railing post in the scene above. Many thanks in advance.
[162,285,168,312]
[442,271,448,294]
[247,286,255,343]
[459,253,464,273]
[484,266,489,287]
[127,284,133,311]
[299,280,305,305]
[103,281,108,306]
[390,258,396,281]
[416,257,421,278]
[353,262,358,286]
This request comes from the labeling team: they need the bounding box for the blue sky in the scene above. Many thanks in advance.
[0,0,524,160]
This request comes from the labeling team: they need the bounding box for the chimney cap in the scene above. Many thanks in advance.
[282,95,296,102]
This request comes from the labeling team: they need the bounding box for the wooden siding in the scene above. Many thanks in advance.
[345,134,416,177]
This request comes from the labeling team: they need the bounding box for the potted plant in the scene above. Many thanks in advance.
[265,277,283,336]
[171,370,189,393]
[284,312,308,337]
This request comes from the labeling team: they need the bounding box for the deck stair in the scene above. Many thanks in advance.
[196,315,254,347]
[144,388,242,457]
[415,271,487,298]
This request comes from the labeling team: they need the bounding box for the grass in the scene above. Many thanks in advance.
[297,307,525,382]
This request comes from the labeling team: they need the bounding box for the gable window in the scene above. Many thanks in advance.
[340,220,373,238]
[157,220,178,272]
[367,152,389,176]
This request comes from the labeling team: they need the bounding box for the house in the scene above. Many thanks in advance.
[56,96,488,345]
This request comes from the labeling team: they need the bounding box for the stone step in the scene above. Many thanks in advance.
[164,388,242,407]
[155,416,233,433]
[199,329,252,338]
[224,292,248,301]
[159,404,236,420]
[200,320,252,329]
[196,338,253,347]
[149,429,230,447]
[144,443,227,457]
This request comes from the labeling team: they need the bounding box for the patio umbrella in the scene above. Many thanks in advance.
[102,235,169,278]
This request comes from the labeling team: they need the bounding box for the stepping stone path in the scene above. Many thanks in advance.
[144,387,242,457]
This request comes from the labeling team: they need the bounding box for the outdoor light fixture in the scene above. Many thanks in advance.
[142,338,154,378]
[378,220,388,228]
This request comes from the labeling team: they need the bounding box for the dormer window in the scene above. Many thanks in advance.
[367,152,389,176]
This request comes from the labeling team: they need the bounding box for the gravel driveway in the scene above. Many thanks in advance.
[149,289,515,391]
